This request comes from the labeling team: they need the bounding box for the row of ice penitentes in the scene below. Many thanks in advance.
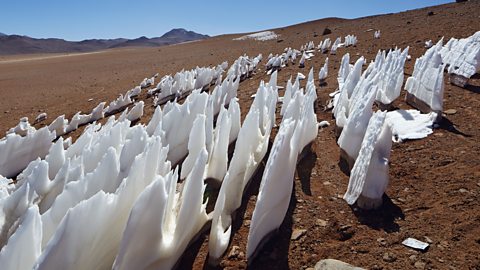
[0,30,478,269]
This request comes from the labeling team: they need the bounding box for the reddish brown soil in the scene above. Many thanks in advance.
[1,1,479,269]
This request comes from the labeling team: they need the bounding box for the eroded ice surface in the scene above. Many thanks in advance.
[343,111,392,209]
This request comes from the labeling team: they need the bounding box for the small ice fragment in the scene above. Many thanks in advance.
[402,238,429,251]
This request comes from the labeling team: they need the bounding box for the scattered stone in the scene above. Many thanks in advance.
[291,229,307,240]
[377,238,387,246]
[244,220,251,227]
[88,98,94,102]
[410,255,418,261]
[238,252,245,260]
[316,219,328,227]
[383,252,397,263]
[323,181,331,186]
[444,109,457,115]
[427,11,435,16]
[297,199,305,203]
[424,236,433,244]
[434,132,444,137]
[414,261,426,269]
[459,188,468,193]
[314,259,365,270]
[228,246,241,259]
[322,28,332,35]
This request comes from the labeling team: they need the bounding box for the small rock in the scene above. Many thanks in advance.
[409,255,417,261]
[414,261,426,269]
[316,219,328,227]
[244,220,251,227]
[228,246,241,259]
[459,188,468,193]
[424,236,433,243]
[297,199,304,203]
[322,28,332,35]
[323,181,331,186]
[315,259,365,270]
[291,229,307,240]
[238,251,245,260]
[377,238,387,246]
[383,252,397,263]
[434,132,444,137]
[427,11,435,16]
[444,109,457,115]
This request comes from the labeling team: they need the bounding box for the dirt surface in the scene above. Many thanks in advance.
[1,1,480,269]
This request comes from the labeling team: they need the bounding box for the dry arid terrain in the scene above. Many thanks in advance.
[1,1,480,269]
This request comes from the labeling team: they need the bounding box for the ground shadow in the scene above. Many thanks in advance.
[175,229,209,270]
[247,185,297,270]
[201,142,273,269]
[465,84,480,94]
[351,194,404,233]
[338,156,351,177]
[437,117,472,137]
[296,146,317,196]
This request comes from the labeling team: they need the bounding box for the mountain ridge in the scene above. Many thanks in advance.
[0,28,209,55]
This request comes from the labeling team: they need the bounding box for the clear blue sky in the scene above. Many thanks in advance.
[0,0,452,41]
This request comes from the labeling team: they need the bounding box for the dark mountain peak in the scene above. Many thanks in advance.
[0,32,6,37]
[160,28,209,39]
[135,36,149,41]
[161,28,188,38]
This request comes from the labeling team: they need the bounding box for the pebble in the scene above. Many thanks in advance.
[323,181,331,186]
[383,252,397,263]
[228,246,241,259]
[444,109,457,115]
[424,236,433,243]
[314,259,365,270]
[459,188,468,193]
[316,219,328,227]
[377,238,387,246]
[244,220,251,227]
[291,229,307,240]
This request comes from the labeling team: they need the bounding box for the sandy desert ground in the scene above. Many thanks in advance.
[1,1,479,269]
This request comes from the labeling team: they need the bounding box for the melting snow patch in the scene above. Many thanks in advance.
[234,31,278,41]
[386,109,436,142]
